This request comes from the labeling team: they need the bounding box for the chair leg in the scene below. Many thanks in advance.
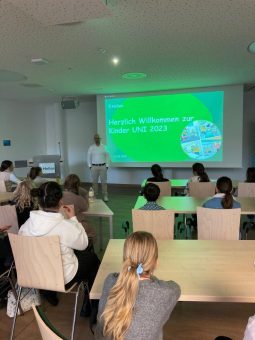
[8,278,24,315]
[10,285,22,340]
[71,282,83,340]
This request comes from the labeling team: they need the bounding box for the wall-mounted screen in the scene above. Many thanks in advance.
[39,162,56,174]
[33,155,61,178]
[97,85,243,168]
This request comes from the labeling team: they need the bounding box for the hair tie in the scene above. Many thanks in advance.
[136,263,143,278]
[128,266,131,272]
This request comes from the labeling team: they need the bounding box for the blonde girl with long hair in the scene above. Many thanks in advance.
[95,231,181,340]
[11,179,38,227]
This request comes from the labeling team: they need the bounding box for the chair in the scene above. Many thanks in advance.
[237,182,255,238]
[188,182,216,198]
[0,180,6,192]
[32,304,67,340]
[0,205,19,234]
[147,181,171,196]
[8,234,87,340]
[237,182,255,197]
[197,207,241,240]
[132,209,175,239]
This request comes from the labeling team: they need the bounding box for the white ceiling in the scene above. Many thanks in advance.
[0,0,255,101]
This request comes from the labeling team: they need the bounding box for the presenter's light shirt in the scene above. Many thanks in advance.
[87,144,109,167]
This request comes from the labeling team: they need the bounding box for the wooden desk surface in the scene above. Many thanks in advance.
[0,192,13,203]
[141,179,238,189]
[90,239,255,302]
[134,196,255,214]
[83,199,113,217]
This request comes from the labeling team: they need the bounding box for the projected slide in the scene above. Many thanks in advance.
[105,91,224,162]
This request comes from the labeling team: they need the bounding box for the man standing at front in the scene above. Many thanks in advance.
[87,133,109,202]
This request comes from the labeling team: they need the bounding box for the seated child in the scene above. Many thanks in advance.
[139,183,165,210]
[185,162,210,195]
[146,164,169,182]
[203,176,240,209]
[95,231,181,340]
[28,166,48,187]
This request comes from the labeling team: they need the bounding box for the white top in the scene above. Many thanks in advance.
[185,175,200,195]
[87,143,109,167]
[0,170,21,184]
[19,210,88,284]
[32,176,49,187]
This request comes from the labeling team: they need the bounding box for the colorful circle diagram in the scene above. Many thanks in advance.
[181,120,222,160]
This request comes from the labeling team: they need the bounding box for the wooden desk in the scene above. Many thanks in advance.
[83,199,113,250]
[90,239,255,302]
[134,196,255,215]
[141,179,238,190]
[0,192,13,204]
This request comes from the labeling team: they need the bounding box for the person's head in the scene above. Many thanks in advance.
[13,179,36,211]
[192,162,209,182]
[151,164,163,179]
[102,231,158,339]
[216,176,233,209]
[0,160,13,172]
[143,183,160,202]
[29,167,42,180]
[94,133,101,146]
[64,174,80,195]
[31,182,62,210]
[246,167,255,183]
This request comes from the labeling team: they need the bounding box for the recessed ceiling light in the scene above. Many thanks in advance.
[111,57,120,65]
[122,72,147,79]
[248,41,255,54]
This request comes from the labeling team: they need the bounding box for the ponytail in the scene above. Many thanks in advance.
[199,172,210,182]
[102,260,140,339]
[216,176,233,209]
[221,191,233,209]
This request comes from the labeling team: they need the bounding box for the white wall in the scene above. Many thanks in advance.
[0,90,254,183]
[0,99,47,177]
[64,101,97,181]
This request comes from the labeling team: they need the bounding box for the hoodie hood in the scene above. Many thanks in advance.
[23,210,65,236]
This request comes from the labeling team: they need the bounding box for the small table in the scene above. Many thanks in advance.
[90,239,255,302]
[83,199,113,250]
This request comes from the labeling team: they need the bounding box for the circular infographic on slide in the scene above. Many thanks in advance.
[180,120,222,160]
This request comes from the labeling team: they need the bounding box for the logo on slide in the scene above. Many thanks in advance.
[180,120,222,160]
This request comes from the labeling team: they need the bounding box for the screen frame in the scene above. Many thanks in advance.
[97,84,243,168]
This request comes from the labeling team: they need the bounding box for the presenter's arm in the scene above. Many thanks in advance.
[105,145,110,168]
[87,146,92,168]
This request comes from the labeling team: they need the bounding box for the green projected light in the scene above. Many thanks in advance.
[105,91,224,163]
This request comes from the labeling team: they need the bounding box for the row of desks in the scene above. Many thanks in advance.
[91,194,255,302]
[134,196,255,214]
[142,179,239,189]
[3,189,255,304]
[90,239,255,302]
